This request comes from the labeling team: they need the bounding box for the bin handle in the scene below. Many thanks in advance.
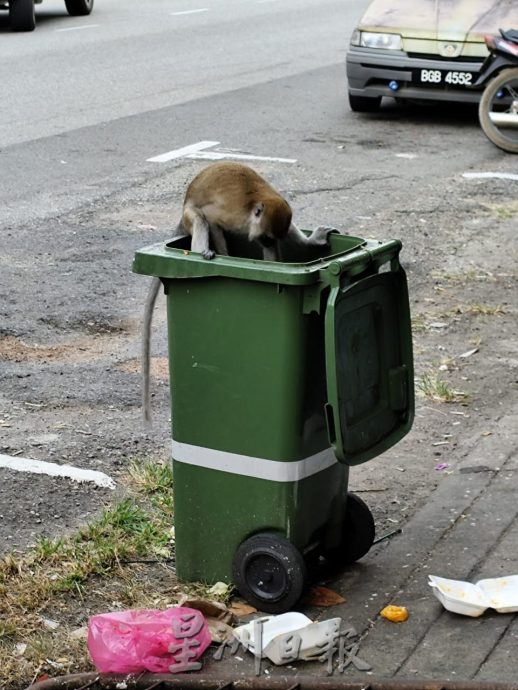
[326,239,402,278]
[324,402,337,447]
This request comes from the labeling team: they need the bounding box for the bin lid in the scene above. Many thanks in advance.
[325,269,414,465]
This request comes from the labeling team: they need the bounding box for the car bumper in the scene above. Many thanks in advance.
[346,47,484,104]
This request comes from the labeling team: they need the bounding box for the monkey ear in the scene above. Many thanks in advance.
[253,202,264,218]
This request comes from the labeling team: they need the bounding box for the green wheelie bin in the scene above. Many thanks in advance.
[133,230,414,613]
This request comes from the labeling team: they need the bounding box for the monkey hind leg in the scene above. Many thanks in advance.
[172,218,188,238]
[184,207,215,260]
[210,225,229,256]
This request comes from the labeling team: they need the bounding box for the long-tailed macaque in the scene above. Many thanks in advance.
[142,162,336,424]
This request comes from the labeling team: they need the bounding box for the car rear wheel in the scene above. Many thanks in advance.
[349,93,381,113]
[64,0,94,16]
[10,0,35,31]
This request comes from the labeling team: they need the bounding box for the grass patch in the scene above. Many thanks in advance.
[482,200,518,220]
[0,459,178,689]
[432,268,496,285]
[411,314,428,333]
[452,304,507,317]
[416,372,470,404]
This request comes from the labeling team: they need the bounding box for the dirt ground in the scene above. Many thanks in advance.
[1,155,517,554]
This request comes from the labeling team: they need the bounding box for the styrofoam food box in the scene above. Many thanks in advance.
[429,574,518,617]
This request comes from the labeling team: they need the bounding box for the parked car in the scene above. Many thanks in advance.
[4,0,93,32]
[346,0,515,112]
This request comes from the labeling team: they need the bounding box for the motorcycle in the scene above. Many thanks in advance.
[474,29,518,153]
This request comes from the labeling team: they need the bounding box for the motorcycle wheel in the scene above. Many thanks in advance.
[479,67,518,154]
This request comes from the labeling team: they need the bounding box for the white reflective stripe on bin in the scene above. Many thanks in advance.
[171,441,338,482]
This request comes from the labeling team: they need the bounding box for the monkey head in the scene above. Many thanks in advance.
[248,197,292,247]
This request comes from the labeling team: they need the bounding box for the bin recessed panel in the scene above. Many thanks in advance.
[326,270,414,465]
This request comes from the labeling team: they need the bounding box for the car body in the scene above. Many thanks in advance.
[346,0,516,111]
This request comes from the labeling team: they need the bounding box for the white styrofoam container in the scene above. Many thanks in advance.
[233,613,312,656]
[264,618,342,665]
[233,612,342,665]
[429,574,518,617]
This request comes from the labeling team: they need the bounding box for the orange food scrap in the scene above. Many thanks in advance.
[380,605,409,623]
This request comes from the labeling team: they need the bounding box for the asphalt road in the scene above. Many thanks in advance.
[1,0,365,219]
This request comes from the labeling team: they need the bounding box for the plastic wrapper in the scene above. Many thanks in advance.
[88,607,211,673]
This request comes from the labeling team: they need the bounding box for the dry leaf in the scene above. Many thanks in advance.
[177,596,235,625]
[208,581,230,597]
[228,601,258,617]
[305,586,346,607]
[206,617,235,643]
[70,627,88,641]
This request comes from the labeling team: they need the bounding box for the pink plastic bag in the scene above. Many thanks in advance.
[88,607,212,674]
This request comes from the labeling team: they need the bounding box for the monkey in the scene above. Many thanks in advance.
[177,162,333,261]
[141,162,336,425]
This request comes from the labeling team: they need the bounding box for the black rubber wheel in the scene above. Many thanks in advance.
[325,492,375,566]
[348,93,381,113]
[9,0,35,31]
[64,0,94,16]
[478,68,518,154]
[232,533,307,613]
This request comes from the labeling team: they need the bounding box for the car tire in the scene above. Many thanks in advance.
[349,93,381,113]
[64,0,94,16]
[10,0,36,31]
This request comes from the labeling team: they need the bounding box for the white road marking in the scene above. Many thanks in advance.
[55,24,99,32]
[188,151,297,163]
[0,453,116,490]
[147,140,220,163]
[147,141,295,164]
[395,153,417,159]
[463,172,518,181]
[170,9,209,16]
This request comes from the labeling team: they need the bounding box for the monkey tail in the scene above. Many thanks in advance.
[142,277,161,427]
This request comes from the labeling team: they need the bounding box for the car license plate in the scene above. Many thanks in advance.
[415,69,475,87]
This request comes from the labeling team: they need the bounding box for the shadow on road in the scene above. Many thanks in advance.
[0,7,85,33]
[354,99,479,129]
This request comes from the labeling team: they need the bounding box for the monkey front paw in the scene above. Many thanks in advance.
[202,249,216,260]
[311,225,338,245]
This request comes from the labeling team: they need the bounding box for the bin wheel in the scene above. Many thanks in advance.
[232,533,307,614]
[326,492,375,566]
